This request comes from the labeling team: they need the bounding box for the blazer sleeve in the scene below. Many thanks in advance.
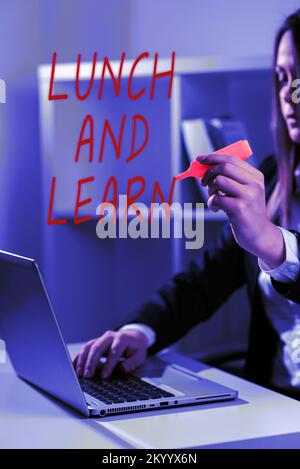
[253,153,300,303]
[113,220,246,355]
[271,229,300,303]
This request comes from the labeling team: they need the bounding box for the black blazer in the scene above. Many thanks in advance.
[115,155,300,393]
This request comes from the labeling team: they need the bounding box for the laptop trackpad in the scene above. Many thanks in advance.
[143,378,185,397]
[138,365,205,396]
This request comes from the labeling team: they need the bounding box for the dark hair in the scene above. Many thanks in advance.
[267,9,300,227]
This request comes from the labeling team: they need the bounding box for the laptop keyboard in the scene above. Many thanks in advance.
[79,375,175,405]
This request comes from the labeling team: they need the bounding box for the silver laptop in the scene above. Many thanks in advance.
[0,249,238,417]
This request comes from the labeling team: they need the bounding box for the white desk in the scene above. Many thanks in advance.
[1,343,300,449]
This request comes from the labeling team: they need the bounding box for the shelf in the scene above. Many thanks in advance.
[203,209,227,221]
[51,208,227,222]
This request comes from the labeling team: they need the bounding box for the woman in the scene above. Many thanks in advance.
[74,10,300,399]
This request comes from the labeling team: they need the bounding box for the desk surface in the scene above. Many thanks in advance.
[2,343,300,449]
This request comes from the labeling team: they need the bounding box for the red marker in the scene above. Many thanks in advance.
[175,139,253,180]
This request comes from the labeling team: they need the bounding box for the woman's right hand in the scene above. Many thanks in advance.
[73,329,149,379]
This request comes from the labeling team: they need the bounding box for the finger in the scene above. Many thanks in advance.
[121,350,145,373]
[197,153,257,176]
[75,340,96,377]
[84,333,114,378]
[207,175,245,198]
[207,193,242,217]
[207,194,221,212]
[198,154,257,185]
[100,336,128,378]
[201,161,257,187]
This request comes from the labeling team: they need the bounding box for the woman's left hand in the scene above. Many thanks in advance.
[198,153,285,269]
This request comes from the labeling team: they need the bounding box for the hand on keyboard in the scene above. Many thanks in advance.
[73,329,148,379]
